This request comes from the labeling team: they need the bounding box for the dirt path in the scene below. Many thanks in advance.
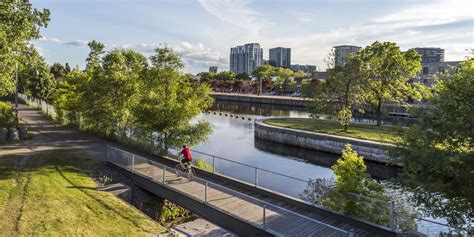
[0,104,109,159]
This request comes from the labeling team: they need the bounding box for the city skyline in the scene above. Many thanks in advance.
[31,0,473,73]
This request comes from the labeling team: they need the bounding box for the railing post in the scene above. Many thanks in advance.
[389,201,396,230]
[212,156,215,173]
[162,165,166,183]
[255,168,258,187]
[205,181,208,203]
[263,202,266,229]
[132,154,135,170]
[348,228,354,237]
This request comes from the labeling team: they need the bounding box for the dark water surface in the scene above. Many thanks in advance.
[192,100,400,198]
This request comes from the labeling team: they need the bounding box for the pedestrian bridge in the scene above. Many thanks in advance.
[107,146,396,237]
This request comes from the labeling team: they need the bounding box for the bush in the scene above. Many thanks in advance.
[194,158,213,172]
[0,102,15,127]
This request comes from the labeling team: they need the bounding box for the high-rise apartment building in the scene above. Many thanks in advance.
[209,66,218,73]
[230,43,263,75]
[413,47,445,63]
[269,47,291,68]
[334,45,361,67]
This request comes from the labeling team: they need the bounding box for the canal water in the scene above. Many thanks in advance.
[191,100,400,199]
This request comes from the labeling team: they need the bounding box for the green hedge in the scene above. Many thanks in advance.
[0,102,15,127]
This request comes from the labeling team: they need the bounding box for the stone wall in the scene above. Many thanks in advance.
[254,119,396,164]
[211,93,309,108]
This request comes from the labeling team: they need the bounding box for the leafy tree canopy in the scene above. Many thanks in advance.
[395,58,474,226]
[358,41,422,125]
[0,0,50,96]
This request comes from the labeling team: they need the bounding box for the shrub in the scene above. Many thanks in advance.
[0,102,15,127]
[194,158,213,172]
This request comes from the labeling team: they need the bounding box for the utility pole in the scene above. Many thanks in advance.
[15,62,19,127]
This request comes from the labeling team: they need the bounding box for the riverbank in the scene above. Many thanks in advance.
[255,119,399,165]
[211,92,310,108]
[264,118,401,144]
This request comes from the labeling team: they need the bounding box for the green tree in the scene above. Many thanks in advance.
[133,46,213,153]
[395,58,474,226]
[358,41,422,125]
[0,0,50,96]
[85,40,106,71]
[81,49,146,138]
[50,63,66,80]
[197,72,215,82]
[53,70,90,125]
[312,55,364,131]
[235,72,250,80]
[274,67,294,90]
[214,71,235,81]
[251,65,275,94]
[64,63,71,74]
[322,145,392,226]
[18,46,56,101]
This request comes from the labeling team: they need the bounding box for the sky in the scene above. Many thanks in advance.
[31,0,474,73]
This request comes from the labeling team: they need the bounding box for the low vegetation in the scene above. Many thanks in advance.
[0,101,15,128]
[264,117,401,143]
[0,151,165,235]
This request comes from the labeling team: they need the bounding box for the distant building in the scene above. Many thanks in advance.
[230,43,263,75]
[413,47,445,63]
[413,61,461,87]
[269,47,291,68]
[209,66,218,73]
[312,71,327,80]
[334,45,361,67]
[290,64,317,74]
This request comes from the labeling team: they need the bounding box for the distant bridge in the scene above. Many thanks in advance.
[107,146,397,237]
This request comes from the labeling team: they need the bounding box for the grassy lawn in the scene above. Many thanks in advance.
[264,118,402,143]
[0,151,165,236]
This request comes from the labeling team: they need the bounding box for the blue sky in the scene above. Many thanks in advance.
[32,0,473,73]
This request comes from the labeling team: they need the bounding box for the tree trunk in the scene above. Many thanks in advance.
[376,99,382,126]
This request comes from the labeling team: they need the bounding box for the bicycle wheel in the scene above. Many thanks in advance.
[175,164,183,176]
[187,166,196,180]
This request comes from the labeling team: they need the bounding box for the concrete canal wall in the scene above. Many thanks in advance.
[254,119,396,164]
[211,92,310,108]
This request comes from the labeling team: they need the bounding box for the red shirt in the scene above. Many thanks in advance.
[180,147,192,160]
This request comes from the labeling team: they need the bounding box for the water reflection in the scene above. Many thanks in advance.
[254,137,401,180]
[212,100,310,118]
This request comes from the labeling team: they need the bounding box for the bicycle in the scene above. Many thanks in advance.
[175,160,196,180]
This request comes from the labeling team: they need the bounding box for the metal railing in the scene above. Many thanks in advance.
[179,148,399,230]
[18,94,57,120]
[107,145,352,237]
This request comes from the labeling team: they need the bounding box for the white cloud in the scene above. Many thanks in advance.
[374,0,473,27]
[38,36,89,47]
[115,41,227,70]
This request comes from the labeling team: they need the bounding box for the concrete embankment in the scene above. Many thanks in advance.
[211,92,310,108]
[254,119,397,165]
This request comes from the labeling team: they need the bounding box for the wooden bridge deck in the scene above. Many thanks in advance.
[132,162,355,236]
[105,145,373,237]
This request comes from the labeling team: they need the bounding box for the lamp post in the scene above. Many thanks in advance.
[15,62,19,127]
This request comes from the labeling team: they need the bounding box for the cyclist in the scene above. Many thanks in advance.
[179,145,193,170]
